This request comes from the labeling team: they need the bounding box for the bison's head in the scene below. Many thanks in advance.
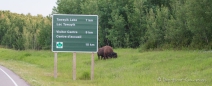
[111,52,117,58]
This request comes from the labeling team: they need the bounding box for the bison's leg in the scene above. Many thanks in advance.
[101,55,104,60]
[106,54,109,59]
[103,54,107,60]
[107,53,112,59]
[97,54,100,60]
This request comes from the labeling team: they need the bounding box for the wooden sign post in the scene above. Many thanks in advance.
[54,52,57,78]
[73,52,76,80]
[91,52,94,80]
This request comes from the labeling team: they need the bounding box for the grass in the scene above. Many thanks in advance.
[0,48,211,86]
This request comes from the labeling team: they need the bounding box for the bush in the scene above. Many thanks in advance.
[79,71,90,80]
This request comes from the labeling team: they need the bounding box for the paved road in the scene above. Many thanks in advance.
[0,65,29,86]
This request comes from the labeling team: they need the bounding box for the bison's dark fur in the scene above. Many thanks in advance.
[103,45,113,59]
[97,48,104,60]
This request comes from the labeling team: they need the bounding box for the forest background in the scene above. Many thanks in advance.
[0,0,211,50]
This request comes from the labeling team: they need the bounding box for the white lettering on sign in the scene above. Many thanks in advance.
[57,18,69,21]
[85,43,95,46]
[68,35,82,38]
[70,18,77,21]
[56,35,82,38]
[56,35,67,38]
[63,23,75,26]
[56,23,63,26]
[90,43,95,46]
[56,18,78,22]
[85,31,93,34]
[86,19,93,22]
[67,30,78,33]
[56,30,66,33]
[86,43,90,46]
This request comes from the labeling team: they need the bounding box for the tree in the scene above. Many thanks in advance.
[97,0,113,47]
[187,0,212,49]
[37,16,52,50]
[164,0,192,48]
[143,7,169,49]
[52,0,83,14]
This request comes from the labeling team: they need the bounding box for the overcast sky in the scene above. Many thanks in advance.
[0,0,57,16]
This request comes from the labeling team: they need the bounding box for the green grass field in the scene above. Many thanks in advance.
[0,48,211,86]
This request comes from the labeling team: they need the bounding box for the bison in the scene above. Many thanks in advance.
[97,45,118,60]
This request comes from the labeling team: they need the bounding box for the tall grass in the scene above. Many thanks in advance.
[0,48,211,86]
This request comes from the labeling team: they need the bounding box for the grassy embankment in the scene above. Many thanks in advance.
[0,48,211,86]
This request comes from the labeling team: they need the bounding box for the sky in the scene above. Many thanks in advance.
[0,0,57,16]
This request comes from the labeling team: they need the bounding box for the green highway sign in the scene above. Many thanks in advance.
[52,14,98,52]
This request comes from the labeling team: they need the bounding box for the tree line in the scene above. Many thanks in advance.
[53,0,212,50]
[0,0,212,50]
[0,11,51,50]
